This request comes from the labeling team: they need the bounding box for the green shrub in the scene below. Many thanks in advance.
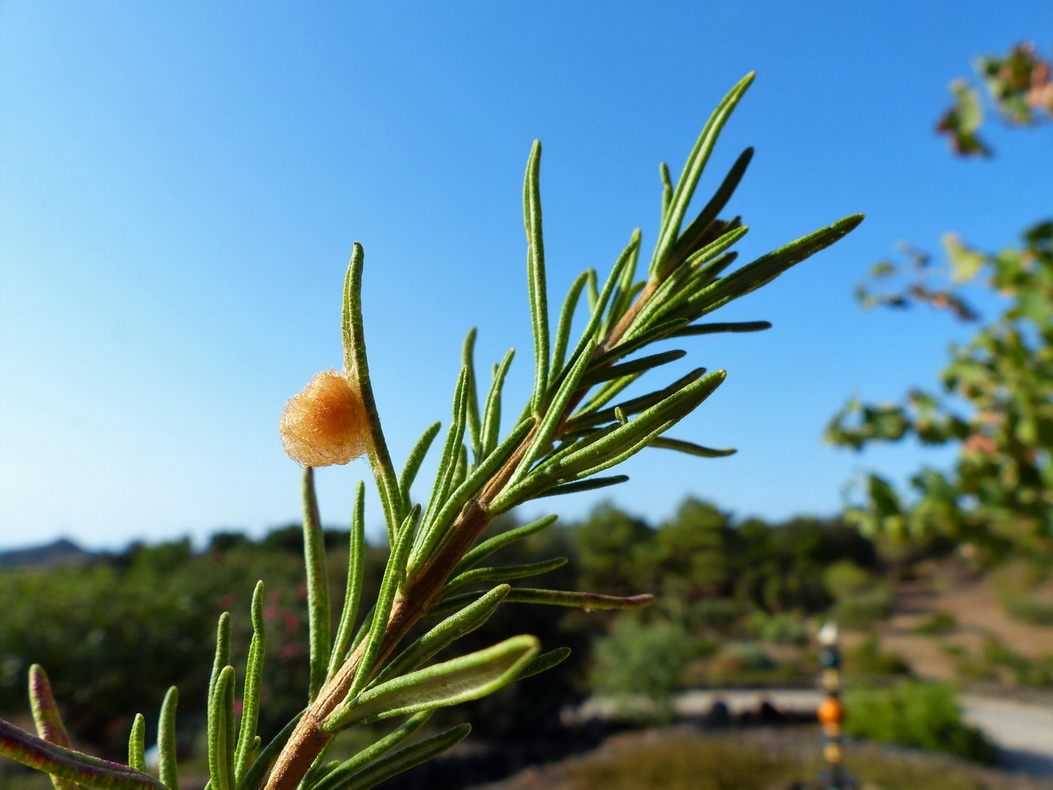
[685,598,741,634]
[746,610,810,645]
[824,560,893,629]
[831,587,894,629]
[844,681,997,764]
[1003,592,1053,627]
[588,618,700,724]
[823,560,875,598]
[914,611,958,634]
[847,635,911,677]
[980,636,1053,687]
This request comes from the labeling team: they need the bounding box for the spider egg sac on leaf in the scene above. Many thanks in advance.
[280,369,370,467]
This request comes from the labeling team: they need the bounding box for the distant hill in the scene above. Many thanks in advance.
[0,537,98,568]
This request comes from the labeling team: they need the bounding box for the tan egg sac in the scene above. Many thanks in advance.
[280,370,370,467]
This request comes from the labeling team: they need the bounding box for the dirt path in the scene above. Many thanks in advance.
[865,567,1053,682]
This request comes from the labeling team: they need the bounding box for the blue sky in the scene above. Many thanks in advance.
[1,1,1050,551]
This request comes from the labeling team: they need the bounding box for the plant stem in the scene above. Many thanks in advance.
[264,280,667,789]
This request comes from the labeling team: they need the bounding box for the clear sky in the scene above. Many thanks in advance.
[1,1,1050,551]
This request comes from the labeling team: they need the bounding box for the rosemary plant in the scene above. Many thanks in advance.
[0,73,862,790]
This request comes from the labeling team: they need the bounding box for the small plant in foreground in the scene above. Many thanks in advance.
[0,73,861,789]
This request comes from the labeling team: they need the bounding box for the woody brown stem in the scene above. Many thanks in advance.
[262,500,495,790]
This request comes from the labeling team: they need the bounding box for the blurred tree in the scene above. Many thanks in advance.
[651,498,733,598]
[574,502,653,595]
[827,43,1052,559]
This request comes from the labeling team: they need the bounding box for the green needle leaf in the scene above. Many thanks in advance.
[421,367,470,533]
[651,72,755,279]
[524,140,550,412]
[590,318,690,369]
[350,506,420,698]
[443,557,567,595]
[634,224,749,334]
[372,585,511,687]
[28,664,79,790]
[526,369,725,488]
[660,162,673,219]
[207,613,231,718]
[329,482,366,678]
[325,635,540,729]
[650,436,736,457]
[454,514,558,574]
[206,665,236,790]
[411,418,533,573]
[332,724,472,790]
[157,687,179,790]
[311,712,435,790]
[568,369,704,431]
[513,340,596,484]
[462,328,483,463]
[580,349,686,387]
[535,474,630,498]
[127,715,145,773]
[687,214,865,316]
[665,146,754,273]
[671,320,771,336]
[343,243,403,540]
[503,588,655,610]
[301,469,331,702]
[399,422,442,507]
[551,270,590,379]
[517,646,573,680]
[480,349,515,457]
[0,720,166,790]
[234,582,266,784]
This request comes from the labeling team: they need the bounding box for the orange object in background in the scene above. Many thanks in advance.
[817,697,844,725]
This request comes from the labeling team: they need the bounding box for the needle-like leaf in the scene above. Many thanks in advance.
[371,585,511,687]
[331,724,472,790]
[343,243,403,539]
[480,349,515,458]
[206,666,236,790]
[399,422,442,507]
[0,720,165,790]
[651,72,755,279]
[127,715,145,773]
[503,588,654,610]
[350,507,420,698]
[157,687,179,790]
[524,141,550,413]
[461,328,483,464]
[443,557,567,595]
[551,270,590,379]
[233,582,266,784]
[650,436,737,457]
[301,469,331,701]
[325,636,539,729]
[310,712,435,790]
[454,514,558,574]
[329,482,366,678]
[28,665,78,790]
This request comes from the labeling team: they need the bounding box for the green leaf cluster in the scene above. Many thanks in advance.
[828,221,1053,555]
[935,41,1052,157]
[1,73,861,790]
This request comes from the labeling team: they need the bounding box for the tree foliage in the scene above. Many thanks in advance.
[827,44,1053,558]
[935,42,1051,156]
